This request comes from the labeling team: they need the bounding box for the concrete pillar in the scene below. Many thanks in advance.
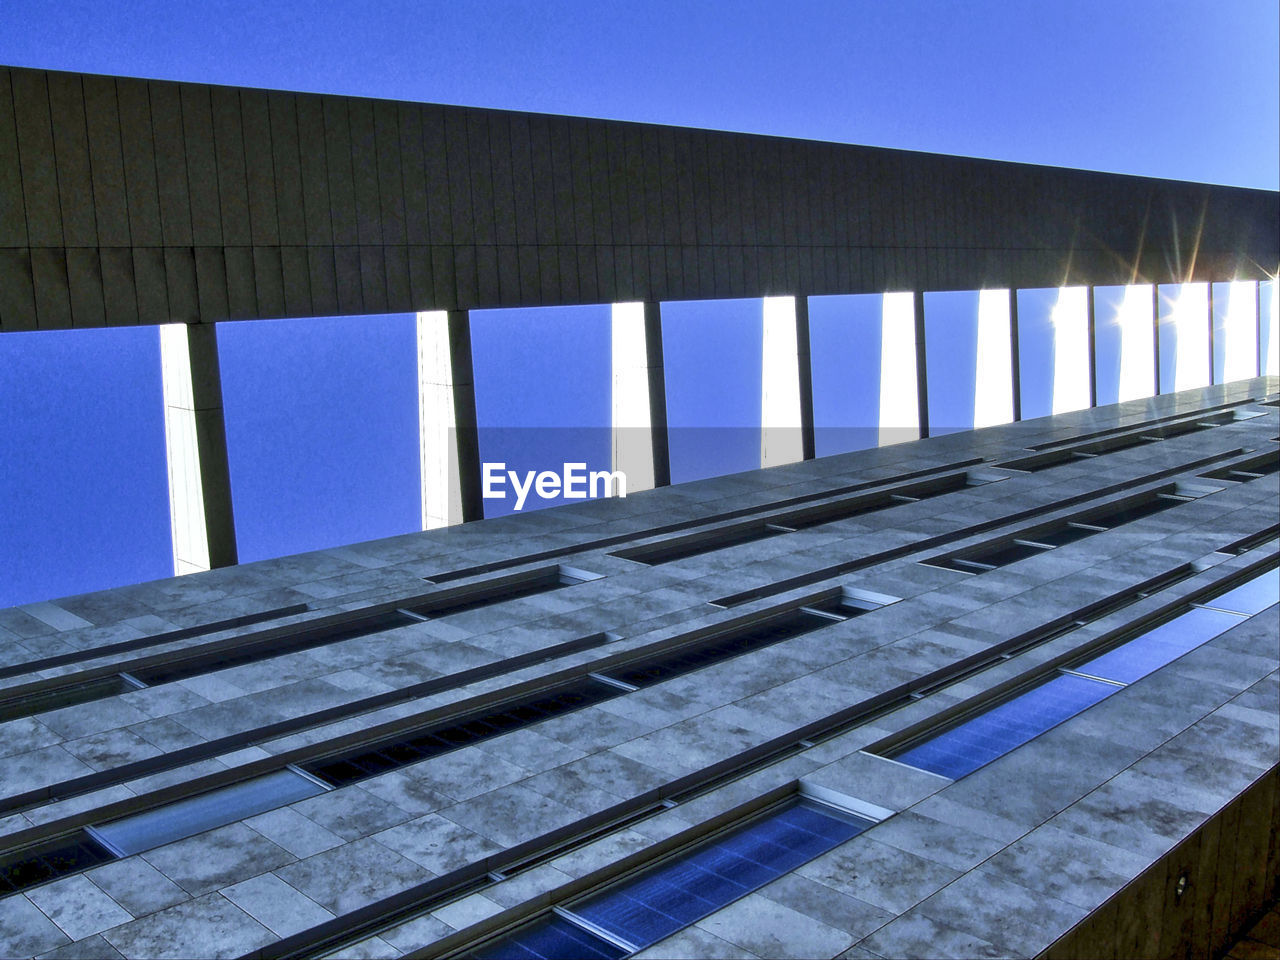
[878,292,922,446]
[159,322,238,574]
[611,302,670,492]
[760,295,815,467]
[973,289,1015,428]
[419,309,483,529]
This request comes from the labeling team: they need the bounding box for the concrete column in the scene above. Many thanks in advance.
[159,322,238,574]
[419,309,483,529]
[760,295,815,467]
[973,289,1015,428]
[611,302,670,492]
[878,291,922,446]
[1010,288,1023,421]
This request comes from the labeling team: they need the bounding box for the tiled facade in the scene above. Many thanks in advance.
[1,377,1276,959]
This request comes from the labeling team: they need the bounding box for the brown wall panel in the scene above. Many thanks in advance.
[0,249,37,329]
[240,89,279,246]
[1,66,1274,331]
[45,73,97,248]
[65,247,105,326]
[149,82,193,247]
[0,69,27,247]
[12,70,62,247]
[180,85,222,246]
[373,99,406,246]
[268,91,306,246]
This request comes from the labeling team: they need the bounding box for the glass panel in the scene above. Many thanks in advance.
[893,673,1117,780]
[923,291,980,436]
[467,913,627,960]
[471,304,611,518]
[662,298,762,483]
[219,313,419,561]
[1204,569,1280,616]
[1015,288,1058,420]
[809,294,882,456]
[571,799,870,949]
[1212,281,1259,384]
[0,327,170,607]
[1094,285,1156,405]
[1075,607,1244,683]
[1158,283,1211,393]
[1262,280,1278,377]
[89,769,326,856]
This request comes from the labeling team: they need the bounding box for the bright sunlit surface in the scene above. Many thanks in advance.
[879,292,920,446]
[1095,284,1156,404]
[611,302,658,493]
[809,294,882,456]
[1265,281,1280,377]
[1051,287,1091,414]
[1212,281,1260,384]
[760,296,805,467]
[1159,283,1211,393]
[974,289,1014,427]
[471,305,611,518]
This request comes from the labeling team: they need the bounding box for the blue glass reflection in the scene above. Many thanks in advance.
[1077,607,1245,684]
[893,673,1117,780]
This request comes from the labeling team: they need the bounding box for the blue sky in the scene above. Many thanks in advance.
[1,0,1277,605]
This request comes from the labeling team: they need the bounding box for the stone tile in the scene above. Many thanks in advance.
[141,823,295,897]
[37,934,126,959]
[101,892,275,959]
[221,872,335,937]
[401,745,531,801]
[429,892,504,930]
[910,864,1087,957]
[376,913,455,954]
[798,837,961,914]
[442,782,582,848]
[861,809,1006,872]
[242,806,345,859]
[27,873,134,940]
[0,744,95,798]
[0,894,71,958]
[803,751,949,814]
[770,883,911,952]
[0,716,63,759]
[982,822,1150,912]
[698,891,855,959]
[37,699,152,741]
[372,812,503,874]
[275,836,434,916]
[289,784,413,841]
[357,769,453,817]
[62,728,164,771]
[87,857,191,917]
[856,909,1014,959]
[634,925,762,959]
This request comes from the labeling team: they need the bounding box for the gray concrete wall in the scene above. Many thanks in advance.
[1,65,1276,331]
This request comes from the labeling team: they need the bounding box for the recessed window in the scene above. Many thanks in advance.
[87,768,328,857]
[468,797,873,958]
[888,672,1119,779]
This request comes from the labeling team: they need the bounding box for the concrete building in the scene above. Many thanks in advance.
[1,66,1278,959]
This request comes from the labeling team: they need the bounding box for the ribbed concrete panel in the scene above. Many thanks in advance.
[0,65,1276,331]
